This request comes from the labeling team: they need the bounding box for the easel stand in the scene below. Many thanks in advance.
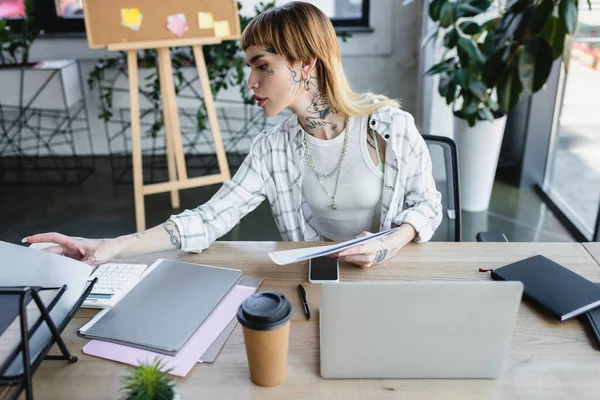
[107,38,232,232]
[0,279,97,400]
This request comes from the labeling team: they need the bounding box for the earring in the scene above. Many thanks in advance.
[304,80,310,91]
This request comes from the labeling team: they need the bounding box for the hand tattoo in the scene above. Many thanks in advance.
[372,240,398,264]
[373,248,388,263]
[162,221,182,249]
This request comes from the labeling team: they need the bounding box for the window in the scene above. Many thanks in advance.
[239,0,370,29]
[1,0,369,35]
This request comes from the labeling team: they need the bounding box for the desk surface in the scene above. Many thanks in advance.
[584,242,600,267]
[9,242,600,400]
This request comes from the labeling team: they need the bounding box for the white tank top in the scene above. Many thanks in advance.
[302,115,384,242]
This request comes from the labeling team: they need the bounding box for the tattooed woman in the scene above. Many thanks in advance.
[23,2,442,269]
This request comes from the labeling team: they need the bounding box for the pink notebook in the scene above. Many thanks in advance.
[82,285,255,377]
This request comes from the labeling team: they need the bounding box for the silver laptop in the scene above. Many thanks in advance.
[320,281,524,379]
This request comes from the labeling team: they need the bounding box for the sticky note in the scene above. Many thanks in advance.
[198,12,214,29]
[121,8,142,31]
[213,20,231,38]
[166,13,188,37]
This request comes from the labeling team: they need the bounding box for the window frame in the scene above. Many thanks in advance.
[3,0,371,35]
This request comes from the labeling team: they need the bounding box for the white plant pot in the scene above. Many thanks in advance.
[0,59,83,110]
[453,114,507,212]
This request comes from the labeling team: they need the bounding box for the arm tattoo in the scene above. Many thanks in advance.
[131,231,146,239]
[162,221,182,249]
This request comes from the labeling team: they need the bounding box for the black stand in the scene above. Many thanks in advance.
[0,278,97,400]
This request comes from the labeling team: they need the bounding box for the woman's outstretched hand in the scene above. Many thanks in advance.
[22,233,120,266]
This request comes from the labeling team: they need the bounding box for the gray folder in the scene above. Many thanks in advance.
[79,259,242,355]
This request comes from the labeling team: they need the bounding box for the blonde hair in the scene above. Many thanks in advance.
[240,1,400,117]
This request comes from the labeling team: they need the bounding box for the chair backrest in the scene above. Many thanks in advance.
[422,134,461,242]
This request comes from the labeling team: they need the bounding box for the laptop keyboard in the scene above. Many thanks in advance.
[88,263,147,296]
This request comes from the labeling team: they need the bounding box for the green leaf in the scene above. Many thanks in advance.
[459,21,481,35]
[493,12,524,47]
[469,79,489,101]
[446,81,458,104]
[478,107,495,121]
[452,69,471,87]
[482,46,511,86]
[462,100,478,116]
[438,73,451,97]
[457,0,492,17]
[480,31,496,56]
[540,16,567,60]
[507,0,530,14]
[559,0,578,34]
[497,61,524,113]
[457,36,484,67]
[531,0,555,34]
[426,58,453,75]
[444,29,459,48]
[439,2,456,28]
[429,0,446,21]
[519,37,554,94]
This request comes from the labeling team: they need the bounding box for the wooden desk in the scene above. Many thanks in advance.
[12,242,600,399]
[584,242,600,267]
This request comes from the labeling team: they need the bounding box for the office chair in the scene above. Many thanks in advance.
[422,134,461,242]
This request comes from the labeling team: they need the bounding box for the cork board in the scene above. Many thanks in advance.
[82,0,240,49]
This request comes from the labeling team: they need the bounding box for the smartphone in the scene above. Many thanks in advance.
[308,256,339,284]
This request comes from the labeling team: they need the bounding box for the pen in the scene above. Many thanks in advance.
[298,283,310,320]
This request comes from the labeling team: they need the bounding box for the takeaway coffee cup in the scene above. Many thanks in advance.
[237,291,293,387]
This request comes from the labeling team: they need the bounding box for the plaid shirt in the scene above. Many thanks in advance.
[170,106,442,252]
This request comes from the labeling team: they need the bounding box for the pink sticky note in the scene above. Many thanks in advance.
[82,285,255,377]
[166,13,188,37]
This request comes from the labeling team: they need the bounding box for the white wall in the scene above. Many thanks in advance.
[2,0,422,155]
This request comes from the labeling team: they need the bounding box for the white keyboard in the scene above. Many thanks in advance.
[84,263,148,308]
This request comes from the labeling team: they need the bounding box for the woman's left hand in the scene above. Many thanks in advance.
[331,224,417,268]
[332,231,399,268]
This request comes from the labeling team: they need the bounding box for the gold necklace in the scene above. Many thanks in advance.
[301,116,350,210]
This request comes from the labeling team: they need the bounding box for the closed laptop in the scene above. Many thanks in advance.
[320,281,523,379]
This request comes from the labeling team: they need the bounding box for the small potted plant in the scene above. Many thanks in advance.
[120,358,180,400]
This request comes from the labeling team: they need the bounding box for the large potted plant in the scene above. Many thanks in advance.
[425,0,590,211]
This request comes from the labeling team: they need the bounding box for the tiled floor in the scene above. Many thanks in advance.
[0,157,575,245]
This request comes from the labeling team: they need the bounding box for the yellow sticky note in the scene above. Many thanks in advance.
[121,8,142,28]
[213,20,231,38]
[198,12,214,29]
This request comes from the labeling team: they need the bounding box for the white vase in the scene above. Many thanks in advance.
[0,59,83,110]
[453,114,507,212]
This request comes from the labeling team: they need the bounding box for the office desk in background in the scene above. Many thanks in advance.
[3,242,600,400]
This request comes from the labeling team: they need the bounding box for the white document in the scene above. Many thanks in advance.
[0,240,91,375]
[268,227,401,265]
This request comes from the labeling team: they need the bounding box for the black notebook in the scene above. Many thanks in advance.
[583,284,600,351]
[490,255,600,321]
